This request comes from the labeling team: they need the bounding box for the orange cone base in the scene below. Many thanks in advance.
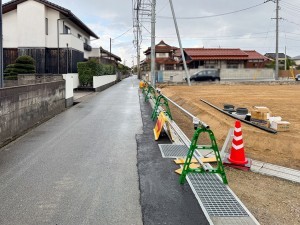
[228,156,248,165]
[223,163,251,171]
[223,154,252,169]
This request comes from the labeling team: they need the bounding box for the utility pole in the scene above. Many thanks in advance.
[284,46,287,71]
[275,0,279,80]
[169,0,190,86]
[137,37,140,79]
[0,0,4,88]
[110,38,112,64]
[150,0,156,87]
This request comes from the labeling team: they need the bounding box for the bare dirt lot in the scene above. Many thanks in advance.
[160,83,300,225]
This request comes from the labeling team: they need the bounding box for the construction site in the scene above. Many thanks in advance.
[146,82,299,225]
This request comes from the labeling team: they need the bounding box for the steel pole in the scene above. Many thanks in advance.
[150,0,156,87]
[275,0,279,80]
[169,0,190,86]
[57,19,60,74]
[0,0,4,88]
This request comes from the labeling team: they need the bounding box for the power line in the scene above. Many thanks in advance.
[282,18,300,27]
[112,27,133,40]
[157,2,267,19]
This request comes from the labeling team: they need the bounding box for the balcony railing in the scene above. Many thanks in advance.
[84,43,92,51]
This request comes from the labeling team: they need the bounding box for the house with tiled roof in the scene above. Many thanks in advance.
[3,0,99,74]
[292,55,300,66]
[142,41,269,72]
[141,40,178,71]
[86,47,122,66]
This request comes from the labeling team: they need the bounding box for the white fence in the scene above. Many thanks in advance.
[220,69,274,80]
[93,75,117,89]
[146,68,275,82]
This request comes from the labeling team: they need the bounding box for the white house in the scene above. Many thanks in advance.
[86,47,122,66]
[3,0,99,74]
[292,55,300,66]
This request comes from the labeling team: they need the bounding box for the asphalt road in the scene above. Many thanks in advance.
[0,76,209,225]
[137,91,209,225]
[0,76,143,225]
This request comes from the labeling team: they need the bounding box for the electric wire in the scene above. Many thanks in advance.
[157,2,267,19]
[112,27,134,40]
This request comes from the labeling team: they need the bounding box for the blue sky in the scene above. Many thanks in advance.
[3,0,300,66]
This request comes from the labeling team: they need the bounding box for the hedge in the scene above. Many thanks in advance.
[78,59,116,86]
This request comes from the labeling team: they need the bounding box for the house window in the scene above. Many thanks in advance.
[157,53,167,58]
[165,65,174,70]
[45,18,48,35]
[78,34,82,39]
[64,25,71,34]
[227,60,239,69]
[204,60,216,68]
[84,38,88,44]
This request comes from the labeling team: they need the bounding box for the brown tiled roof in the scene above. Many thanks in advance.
[244,50,269,60]
[3,0,99,38]
[143,57,178,65]
[184,48,248,60]
[144,40,178,54]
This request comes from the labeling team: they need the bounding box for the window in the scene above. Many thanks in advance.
[78,34,82,39]
[157,53,167,58]
[45,18,48,35]
[84,38,88,44]
[64,25,71,34]
[227,60,239,69]
[165,65,174,70]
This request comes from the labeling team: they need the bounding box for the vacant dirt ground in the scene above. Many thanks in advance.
[160,83,300,225]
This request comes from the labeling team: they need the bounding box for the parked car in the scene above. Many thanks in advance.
[186,69,220,82]
[295,74,300,81]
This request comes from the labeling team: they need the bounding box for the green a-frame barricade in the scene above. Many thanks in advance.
[140,81,227,185]
[179,127,228,185]
[151,95,173,121]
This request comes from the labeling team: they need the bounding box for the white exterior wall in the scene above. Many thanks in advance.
[85,48,101,58]
[60,18,90,56]
[17,0,46,47]
[294,59,300,66]
[60,34,83,52]
[63,74,74,99]
[3,10,18,47]
[45,8,60,48]
[3,0,92,53]
[63,73,79,89]
[93,75,117,89]
[156,53,169,58]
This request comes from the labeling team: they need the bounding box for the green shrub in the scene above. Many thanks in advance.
[103,64,116,75]
[77,59,116,86]
[4,55,36,76]
[16,55,36,65]
[78,62,92,86]
[4,64,17,76]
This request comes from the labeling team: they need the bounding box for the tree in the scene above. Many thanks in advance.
[4,55,36,79]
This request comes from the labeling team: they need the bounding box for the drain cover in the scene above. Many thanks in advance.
[159,144,189,158]
[188,173,249,217]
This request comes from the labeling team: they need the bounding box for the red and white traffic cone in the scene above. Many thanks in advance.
[223,120,251,170]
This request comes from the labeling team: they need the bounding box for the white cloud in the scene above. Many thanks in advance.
[3,0,300,63]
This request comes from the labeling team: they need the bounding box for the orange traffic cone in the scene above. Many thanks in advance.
[223,120,251,170]
[228,120,248,165]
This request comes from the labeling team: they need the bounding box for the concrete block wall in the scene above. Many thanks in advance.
[220,69,274,80]
[93,75,116,92]
[0,81,65,147]
[145,68,275,82]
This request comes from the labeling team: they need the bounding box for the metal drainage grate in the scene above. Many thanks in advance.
[188,173,249,217]
[158,144,189,158]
